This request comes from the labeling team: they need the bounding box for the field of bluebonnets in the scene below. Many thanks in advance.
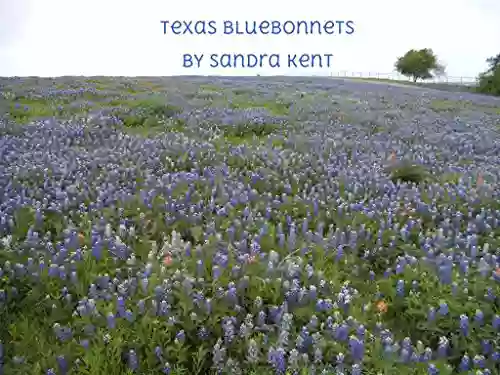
[1,75,500,375]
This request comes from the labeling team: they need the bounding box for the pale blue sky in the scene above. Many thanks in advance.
[0,0,499,78]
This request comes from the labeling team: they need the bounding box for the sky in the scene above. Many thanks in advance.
[0,0,499,78]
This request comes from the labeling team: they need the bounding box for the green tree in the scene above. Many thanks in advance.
[477,53,500,96]
[485,53,500,73]
[395,48,444,82]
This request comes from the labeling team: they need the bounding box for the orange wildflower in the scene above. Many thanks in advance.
[495,267,500,277]
[477,173,484,187]
[78,233,85,244]
[247,255,257,264]
[376,300,388,313]
[389,151,396,163]
[163,255,173,266]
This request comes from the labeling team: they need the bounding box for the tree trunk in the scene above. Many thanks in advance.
[413,77,417,83]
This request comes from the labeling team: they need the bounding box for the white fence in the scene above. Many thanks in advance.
[329,71,479,86]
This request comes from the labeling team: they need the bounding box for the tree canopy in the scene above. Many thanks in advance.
[395,48,445,82]
[485,53,500,73]
[477,53,500,96]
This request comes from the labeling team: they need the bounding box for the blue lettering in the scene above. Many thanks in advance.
[171,21,183,35]
[183,54,193,68]
[223,21,234,35]
[282,21,295,34]
[259,21,270,34]
[208,53,281,68]
[182,21,193,34]
[346,21,355,35]
[287,54,333,68]
[183,54,203,68]
[210,54,219,67]
[323,21,334,34]
[207,20,217,34]
[269,54,280,68]
[271,21,281,34]
[160,21,169,34]
[299,54,310,67]
[324,53,333,67]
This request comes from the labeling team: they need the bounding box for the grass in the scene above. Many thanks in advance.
[78,96,185,136]
[430,99,500,114]
[228,97,291,116]
[221,123,279,139]
[2,84,180,126]
[5,97,94,123]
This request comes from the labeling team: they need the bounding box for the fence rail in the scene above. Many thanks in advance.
[329,71,479,86]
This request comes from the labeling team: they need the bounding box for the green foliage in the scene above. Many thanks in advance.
[4,93,102,123]
[222,123,279,141]
[477,65,500,97]
[227,92,291,116]
[485,53,500,73]
[117,97,182,129]
[7,101,55,122]
[430,99,500,114]
[6,99,86,123]
[395,49,443,82]
[476,53,500,96]
[389,162,430,184]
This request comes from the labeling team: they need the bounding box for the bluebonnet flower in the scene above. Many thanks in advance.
[428,307,436,322]
[459,314,469,336]
[481,340,491,355]
[351,364,362,375]
[268,347,286,374]
[53,323,72,341]
[459,354,470,371]
[473,355,486,368]
[162,362,171,374]
[128,350,138,372]
[107,312,116,329]
[198,326,209,340]
[492,315,500,330]
[335,352,345,372]
[422,347,433,362]
[116,296,126,317]
[246,339,260,364]
[437,337,449,358]
[175,330,186,344]
[137,299,145,314]
[349,335,365,361]
[396,279,405,296]
[288,349,300,369]
[56,355,68,374]
[80,339,89,350]
[475,309,484,326]
[427,364,439,375]
[438,302,449,316]
[125,309,134,322]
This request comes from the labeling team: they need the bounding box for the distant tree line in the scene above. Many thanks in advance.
[394,49,500,96]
